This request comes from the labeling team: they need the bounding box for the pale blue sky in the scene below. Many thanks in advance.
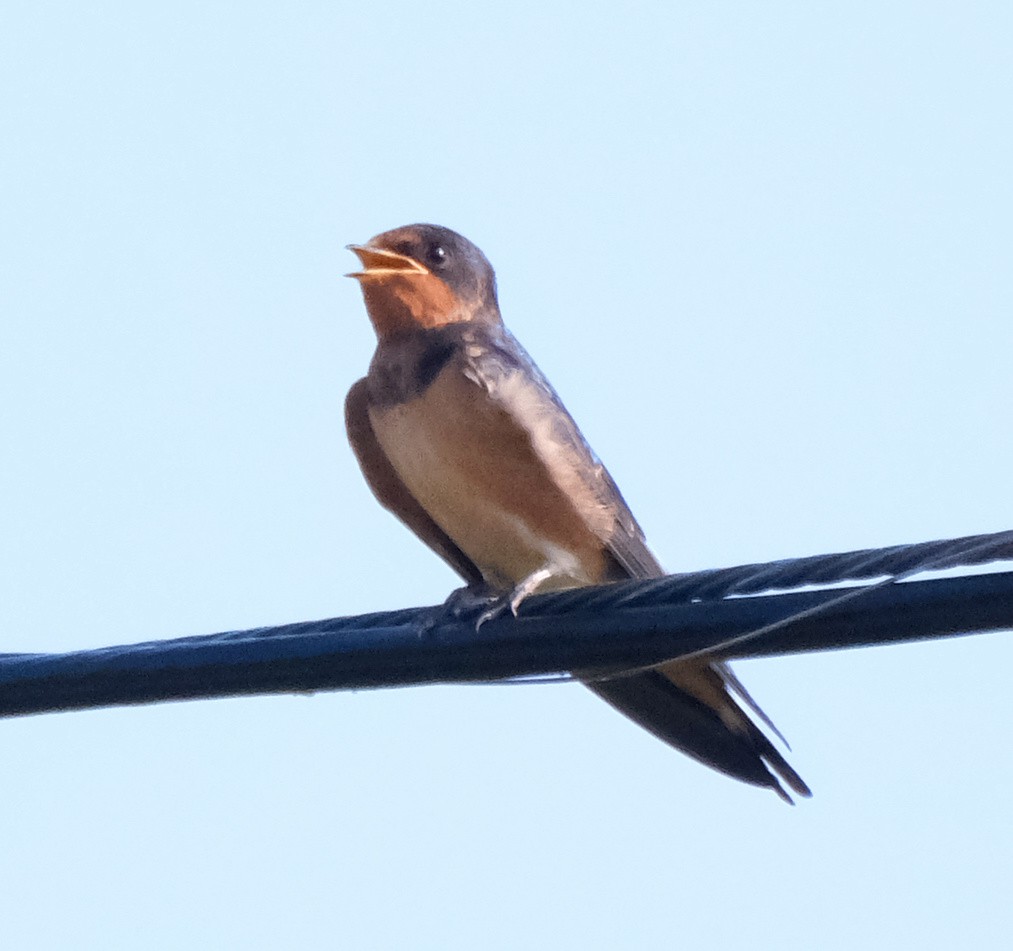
[2,3,1011,948]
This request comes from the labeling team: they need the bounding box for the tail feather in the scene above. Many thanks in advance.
[721,666,792,749]
[587,668,811,803]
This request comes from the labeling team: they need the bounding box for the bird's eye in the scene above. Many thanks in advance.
[429,245,447,267]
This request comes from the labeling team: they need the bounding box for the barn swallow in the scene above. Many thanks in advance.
[345,223,810,802]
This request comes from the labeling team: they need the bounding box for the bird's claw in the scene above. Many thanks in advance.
[438,585,523,631]
[442,584,498,620]
[440,568,553,631]
[475,571,550,629]
[475,596,515,630]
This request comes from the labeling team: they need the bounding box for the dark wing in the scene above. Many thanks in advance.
[466,326,810,801]
[345,377,484,588]
[464,325,663,577]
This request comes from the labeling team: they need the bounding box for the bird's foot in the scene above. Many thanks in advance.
[442,583,499,621]
[415,585,496,636]
[433,568,555,633]
[475,568,554,629]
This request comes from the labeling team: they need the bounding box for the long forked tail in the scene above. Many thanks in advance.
[586,665,811,803]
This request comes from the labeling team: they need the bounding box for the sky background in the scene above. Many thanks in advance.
[2,2,1011,948]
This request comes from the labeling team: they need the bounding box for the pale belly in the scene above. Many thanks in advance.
[368,368,612,591]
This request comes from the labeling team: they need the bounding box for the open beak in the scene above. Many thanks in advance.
[346,244,430,280]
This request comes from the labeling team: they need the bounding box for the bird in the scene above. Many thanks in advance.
[344,223,810,802]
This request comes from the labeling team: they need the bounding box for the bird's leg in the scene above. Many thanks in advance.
[475,566,555,629]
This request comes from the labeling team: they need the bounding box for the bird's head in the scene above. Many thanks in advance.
[347,224,500,340]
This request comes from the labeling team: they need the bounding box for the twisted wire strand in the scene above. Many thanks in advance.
[531,530,1013,618]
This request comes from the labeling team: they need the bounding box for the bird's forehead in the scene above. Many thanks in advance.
[367,226,418,248]
[367,224,453,251]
